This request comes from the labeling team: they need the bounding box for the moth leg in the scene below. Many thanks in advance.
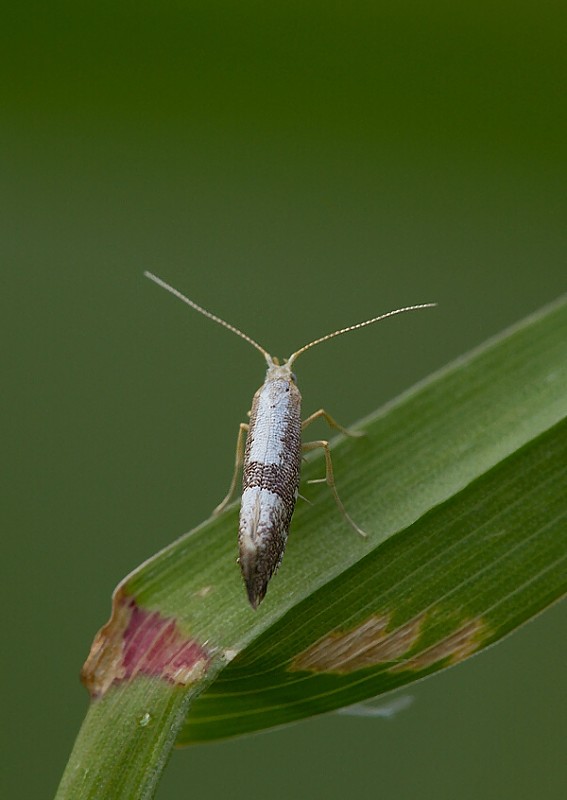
[302,408,364,438]
[213,422,249,516]
[302,439,367,537]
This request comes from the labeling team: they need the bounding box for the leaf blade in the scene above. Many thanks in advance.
[57,295,567,798]
[180,417,567,742]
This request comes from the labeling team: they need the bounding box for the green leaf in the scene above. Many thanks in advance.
[57,296,567,798]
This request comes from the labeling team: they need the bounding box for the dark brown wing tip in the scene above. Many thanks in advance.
[246,580,268,610]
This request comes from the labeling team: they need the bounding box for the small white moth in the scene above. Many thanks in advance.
[144,271,435,608]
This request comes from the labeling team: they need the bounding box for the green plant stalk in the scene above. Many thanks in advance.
[56,296,567,799]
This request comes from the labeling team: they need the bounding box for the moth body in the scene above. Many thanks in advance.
[144,271,435,609]
[239,367,302,607]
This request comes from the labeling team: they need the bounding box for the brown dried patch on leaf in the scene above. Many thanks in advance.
[291,613,424,674]
[81,587,210,698]
[390,618,488,674]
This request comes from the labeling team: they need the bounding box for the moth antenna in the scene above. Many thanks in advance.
[144,272,273,366]
[287,302,437,367]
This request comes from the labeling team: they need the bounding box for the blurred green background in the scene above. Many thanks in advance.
[2,3,566,798]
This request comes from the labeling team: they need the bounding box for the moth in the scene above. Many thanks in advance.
[145,271,435,608]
